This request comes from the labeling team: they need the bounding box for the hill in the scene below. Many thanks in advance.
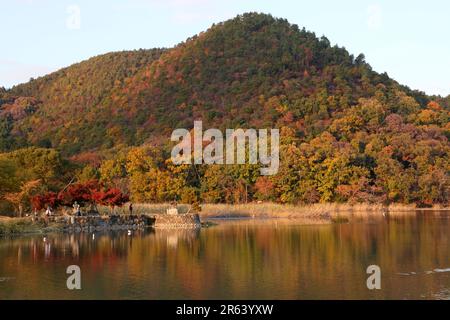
[0,12,449,208]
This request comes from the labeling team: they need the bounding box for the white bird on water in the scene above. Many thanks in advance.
[127,230,132,236]
[43,236,47,242]
[92,234,95,240]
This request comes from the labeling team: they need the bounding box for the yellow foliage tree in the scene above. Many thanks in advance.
[3,179,41,217]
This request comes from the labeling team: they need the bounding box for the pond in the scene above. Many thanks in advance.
[0,212,449,299]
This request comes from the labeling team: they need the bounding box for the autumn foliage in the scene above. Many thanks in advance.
[1,13,450,208]
[31,180,129,211]
[31,192,59,211]
[92,188,130,207]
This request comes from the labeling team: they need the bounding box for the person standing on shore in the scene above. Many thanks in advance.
[45,206,53,216]
[73,201,81,217]
[129,203,133,215]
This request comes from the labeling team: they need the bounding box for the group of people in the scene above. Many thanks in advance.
[35,201,81,217]
[33,201,135,217]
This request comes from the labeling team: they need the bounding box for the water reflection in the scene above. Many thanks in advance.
[0,212,449,300]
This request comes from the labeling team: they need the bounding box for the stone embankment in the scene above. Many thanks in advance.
[151,213,201,228]
[33,213,201,232]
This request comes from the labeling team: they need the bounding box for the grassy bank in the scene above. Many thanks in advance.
[200,203,332,219]
[97,204,192,216]
[112,202,449,219]
[98,203,334,224]
[201,203,449,218]
[5,202,446,219]
[0,217,63,236]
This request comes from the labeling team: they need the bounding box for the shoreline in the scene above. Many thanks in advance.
[1,203,449,236]
[129,203,449,219]
[0,217,65,236]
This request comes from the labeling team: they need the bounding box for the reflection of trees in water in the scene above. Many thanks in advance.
[0,214,449,299]
[149,216,450,299]
[0,229,157,262]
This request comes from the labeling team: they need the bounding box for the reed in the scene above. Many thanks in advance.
[0,217,64,235]
[97,203,191,216]
[199,202,449,218]
[199,203,388,218]
[119,202,443,219]
[11,202,444,221]
[0,217,40,235]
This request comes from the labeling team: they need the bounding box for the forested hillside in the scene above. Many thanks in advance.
[1,13,449,211]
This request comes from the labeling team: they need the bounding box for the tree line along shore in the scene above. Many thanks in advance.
[1,145,449,220]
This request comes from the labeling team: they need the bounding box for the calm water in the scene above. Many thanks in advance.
[0,212,449,300]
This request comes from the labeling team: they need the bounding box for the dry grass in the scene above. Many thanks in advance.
[107,203,374,219]
[110,202,426,219]
[0,217,65,235]
[29,202,448,220]
[97,203,331,218]
[201,203,450,217]
[200,203,329,218]
[0,217,41,235]
[97,203,191,216]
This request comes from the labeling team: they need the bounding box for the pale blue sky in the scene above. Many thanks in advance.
[1,0,449,96]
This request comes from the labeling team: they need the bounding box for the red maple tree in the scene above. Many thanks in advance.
[31,192,60,210]
[92,188,129,213]
[31,180,129,214]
